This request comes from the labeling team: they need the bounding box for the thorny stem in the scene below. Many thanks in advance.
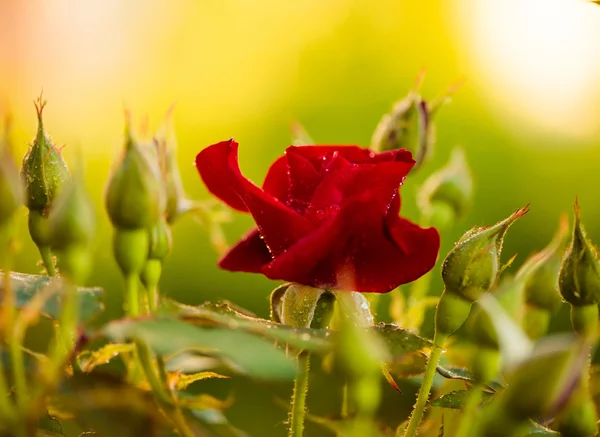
[403,343,444,437]
[289,351,311,437]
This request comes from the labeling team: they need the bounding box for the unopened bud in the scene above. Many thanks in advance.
[49,173,95,251]
[442,206,528,302]
[154,107,190,224]
[418,148,472,228]
[371,75,457,169]
[519,216,568,338]
[371,89,431,167]
[479,335,587,436]
[105,114,165,230]
[21,97,69,215]
[48,172,95,283]
[521,215,568,311]
[0,119,24,226]
[559,201,600,307]
[435,207,528,344]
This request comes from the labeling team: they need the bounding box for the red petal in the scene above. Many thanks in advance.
[262,155,289,202]
[341,217,440,292]
[219,229,273,273]
[306,156,413,224]
[260,214,343,285]
[195,139,248,212]
[196,140,313,256]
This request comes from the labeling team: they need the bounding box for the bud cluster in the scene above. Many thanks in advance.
[434,205,528,345]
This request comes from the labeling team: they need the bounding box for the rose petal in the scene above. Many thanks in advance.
[344,217,440,292]
[285,148,322,213]
[306,157,413,224]
[219,229,273,273]
[196,140,313,255]
[262,155,289,202]
[260,213,343,286]
[195,139,249,212]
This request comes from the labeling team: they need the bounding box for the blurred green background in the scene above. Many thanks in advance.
[2,0,600,435]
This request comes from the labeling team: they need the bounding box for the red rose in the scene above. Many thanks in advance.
[196,139,440,293]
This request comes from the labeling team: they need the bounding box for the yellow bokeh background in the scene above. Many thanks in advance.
[1,1,600,433]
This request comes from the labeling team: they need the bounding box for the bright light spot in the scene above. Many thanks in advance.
[452,0,600,140]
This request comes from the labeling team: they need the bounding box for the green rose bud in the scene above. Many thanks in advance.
[105,113,165,230]
[559,200,600,307]
[371,85,431,168]
[154,106,191,224]
[518,216,568,338]
[434,206,528,344]
[0,118,24,227]
[418,148,473,229]
[21,97,69,215]
[49,173,95,252]
[478,335,587,437]
[48,171,95,283]
[442,205,529,302]
[558,201,600,340]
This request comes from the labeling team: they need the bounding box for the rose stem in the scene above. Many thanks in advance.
[403,333,446,437]
[39,245,57,276]
[289,351,311,437]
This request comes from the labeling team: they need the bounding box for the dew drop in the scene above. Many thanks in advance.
[300,333,311,341]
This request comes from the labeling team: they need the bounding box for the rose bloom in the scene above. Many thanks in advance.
[196,140,440,293]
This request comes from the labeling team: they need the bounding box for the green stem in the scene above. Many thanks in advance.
[135,341,173,406]
[135,341,193,437]
[39,246,56,276]
[337,382,349,437]
[126,275,140,317]
[403,344,443,437]
[289,352,311,437]
[454,384,483,437]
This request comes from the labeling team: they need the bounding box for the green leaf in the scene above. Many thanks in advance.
[436,365,503,392]
[37,412,65,436]
[165,300,330,353]
[77,343,134,372]
[186,409,248,437]
[55,372,164,437]
[373,323,432,359]
[103,317,297,380]
[431,389,495,409]
[524,420,561,436]
[1,271,103,322]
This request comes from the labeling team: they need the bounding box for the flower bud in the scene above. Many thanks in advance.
[105,114,165,230]
[154,107,190,224]
[0,118,24,227]
[48,172,95,283]
[147,218,172,262]
[371,88,431,167]
[418,148,473,229]
[435,207,528,345]
[478,335,587,437]
[49,173,95,252]
[21,97,69,215]
[442,205,529,303]
[519,216,568,338]
[559,201,600,307]
[520,216,567,311]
